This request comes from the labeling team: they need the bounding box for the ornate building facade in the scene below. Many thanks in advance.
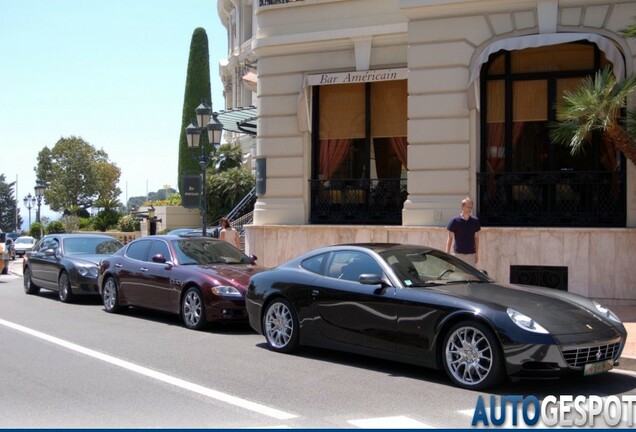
[217,0,636,304]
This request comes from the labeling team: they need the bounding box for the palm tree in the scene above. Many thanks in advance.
[550,67,636,166]
[551,20,636,166]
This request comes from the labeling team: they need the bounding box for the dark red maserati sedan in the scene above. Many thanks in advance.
[97,235,267,330]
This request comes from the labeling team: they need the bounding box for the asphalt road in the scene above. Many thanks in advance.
[1,272,636,428]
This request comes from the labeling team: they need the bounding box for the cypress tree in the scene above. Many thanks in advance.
[178,27,212,199]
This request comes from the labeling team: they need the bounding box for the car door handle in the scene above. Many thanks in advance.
[115,263,122,268]
[311,289,320,297]
[140,267,149,272]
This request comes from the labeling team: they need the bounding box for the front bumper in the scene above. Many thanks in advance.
[504,334,625,378]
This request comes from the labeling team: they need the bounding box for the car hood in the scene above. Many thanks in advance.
[431,282,618,335]
[71,254,112,266]
[197,264,268,288]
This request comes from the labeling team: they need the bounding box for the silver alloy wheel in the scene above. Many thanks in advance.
[103,278,117,311]
[445,325,493,386]
[183,290,203,327]
[265,301,294,349]
[58,272,71,302]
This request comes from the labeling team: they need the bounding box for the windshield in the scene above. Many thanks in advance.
[173,239,252,265]
[16,237,34,245]
[63,238,123,255]
[379,248,492,287]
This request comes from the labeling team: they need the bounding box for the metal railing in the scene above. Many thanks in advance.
[310,178,407,225]
[477,170,626,227]
[226,187,257,238]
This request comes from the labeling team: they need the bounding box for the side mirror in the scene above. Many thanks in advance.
[249,254,258,264]
[152,254,167,264]
[359,273,385,285]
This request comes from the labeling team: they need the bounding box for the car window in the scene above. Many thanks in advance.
[173,239,251,265]
[38,238,59,253]
[126,240,152,261]
[148,240,172,262]
[327,251,383,282]
[63,237,122,255]
[301,253,325,275]
[380,249,488,287]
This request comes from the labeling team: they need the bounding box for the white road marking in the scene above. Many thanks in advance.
[348,415,432,428]
[0,318,297,420]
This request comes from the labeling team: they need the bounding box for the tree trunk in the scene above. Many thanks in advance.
[608,125,636,166]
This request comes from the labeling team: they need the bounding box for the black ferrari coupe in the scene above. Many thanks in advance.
[246,243,627,390]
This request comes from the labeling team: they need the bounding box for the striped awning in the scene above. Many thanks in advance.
[215,106,257,136]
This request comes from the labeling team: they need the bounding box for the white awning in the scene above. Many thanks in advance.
[469,33,625,86]
[468,33,626,110]
[215,106,257,136]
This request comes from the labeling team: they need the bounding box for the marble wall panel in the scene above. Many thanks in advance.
[539,231,564,266]
[588,231,616,300]
[563,230,590,297]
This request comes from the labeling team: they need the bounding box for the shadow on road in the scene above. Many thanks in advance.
[253,342,636,395]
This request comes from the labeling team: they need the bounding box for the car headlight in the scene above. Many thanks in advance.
[77,266,99,278]
[211,286,242,297]
[593,301,621,323]
[507,308,549,334]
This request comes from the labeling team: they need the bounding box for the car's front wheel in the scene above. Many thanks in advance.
[442,321,505,390]
[23,267,40,295]
[182,287,208,330]
[58,271,74,303]
[102,277,121,313]
[263,298,299,353]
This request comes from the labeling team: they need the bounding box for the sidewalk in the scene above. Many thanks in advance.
[5,259,636,371]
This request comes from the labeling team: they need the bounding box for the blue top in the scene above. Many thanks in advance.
[447,215,481,254]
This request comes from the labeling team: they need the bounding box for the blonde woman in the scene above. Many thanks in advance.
[219,217,241,249]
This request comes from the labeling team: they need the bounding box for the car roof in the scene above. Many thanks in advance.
[42,233,120,239]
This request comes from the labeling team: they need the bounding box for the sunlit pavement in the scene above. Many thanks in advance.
[4,256,635,371]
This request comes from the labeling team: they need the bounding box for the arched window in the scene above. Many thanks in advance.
[478,42,626,227]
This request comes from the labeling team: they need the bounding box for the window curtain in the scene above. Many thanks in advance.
[319,84,364,179]
[319,139,352,179]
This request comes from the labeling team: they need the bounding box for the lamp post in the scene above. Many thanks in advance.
[185,102,223,237]
[34,183,45,223]
[23,193,36,228]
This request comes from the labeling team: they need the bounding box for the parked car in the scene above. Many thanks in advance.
[6,232,21,241]
[166,228,196,237]
[246,243,627,390]
[14,236,36,257]
[98,235,267,330]
[23,234,123,303]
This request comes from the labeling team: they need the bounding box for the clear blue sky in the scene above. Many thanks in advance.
[0,0,227,228]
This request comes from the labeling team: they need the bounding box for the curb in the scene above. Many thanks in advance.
[618,356,636,372]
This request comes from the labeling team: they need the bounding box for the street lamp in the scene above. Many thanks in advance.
[23,193,36,228]
[185,102,223,237]
[34,182,46,223]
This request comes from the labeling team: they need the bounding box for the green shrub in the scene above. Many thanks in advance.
[29,222,46,238]
[118,214,137,232]
[45,220,66,234]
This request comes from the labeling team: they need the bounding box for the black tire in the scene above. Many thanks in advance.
[442,321,505,390]
[102,277,121,313]
[1,262,7,275]
[262,298,299,354]
[58,271,74,303]
[23,267,40,295]
[181,287,208,330]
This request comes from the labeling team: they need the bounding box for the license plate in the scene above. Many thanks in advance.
[584,359,613,376]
